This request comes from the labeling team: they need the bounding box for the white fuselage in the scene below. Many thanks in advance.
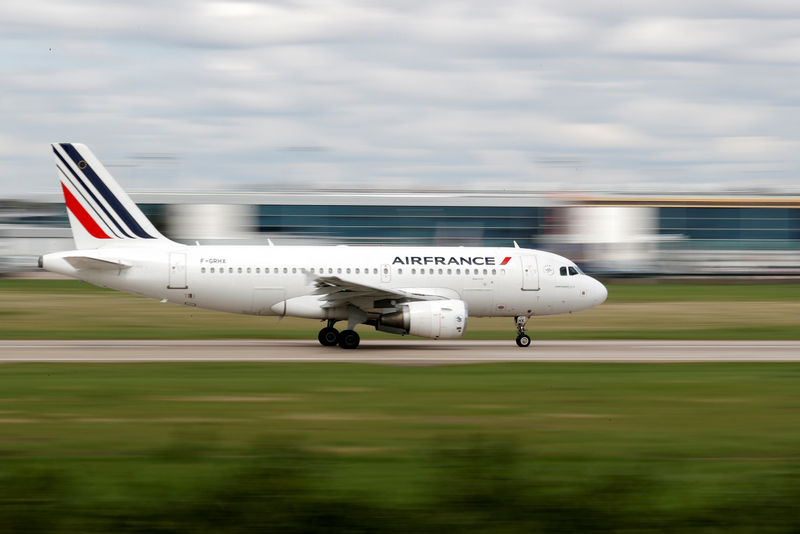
[42,244,608,322]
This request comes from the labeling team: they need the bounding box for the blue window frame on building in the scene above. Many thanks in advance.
[659,207,800,250]
[254,204,545,247]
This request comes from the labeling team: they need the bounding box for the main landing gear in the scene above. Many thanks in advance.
[318,325,339,346]
[515,316,532,348]
[317,321,360,350]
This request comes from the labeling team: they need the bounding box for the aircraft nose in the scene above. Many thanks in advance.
[593,278,608,305]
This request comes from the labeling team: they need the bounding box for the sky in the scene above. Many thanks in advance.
[2,0,800,196]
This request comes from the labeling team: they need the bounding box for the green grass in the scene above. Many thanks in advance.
[1,279,798,340]
[601,280,800,302]
[2,363,800,531]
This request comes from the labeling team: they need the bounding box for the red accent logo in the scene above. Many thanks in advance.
[61,182,110,239]
[500,257,511,265]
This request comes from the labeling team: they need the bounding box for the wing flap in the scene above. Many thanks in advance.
[312,276,451,310]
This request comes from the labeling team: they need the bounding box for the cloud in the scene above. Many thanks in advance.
[0,0,799,196]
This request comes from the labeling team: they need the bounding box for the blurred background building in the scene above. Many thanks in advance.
[2,190,799,276]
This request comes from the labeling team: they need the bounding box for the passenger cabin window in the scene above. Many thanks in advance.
[560,266,568,276]
[568,266,579,276]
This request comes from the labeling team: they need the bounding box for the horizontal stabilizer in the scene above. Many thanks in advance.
[63,256,132,270]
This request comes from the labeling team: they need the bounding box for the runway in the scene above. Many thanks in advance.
[0,339,798,363]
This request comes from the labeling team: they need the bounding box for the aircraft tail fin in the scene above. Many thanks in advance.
[52,143,170,249]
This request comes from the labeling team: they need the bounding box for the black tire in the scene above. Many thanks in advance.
[318,327,339,346]
[338,330,360,349]
[515,334,531,348]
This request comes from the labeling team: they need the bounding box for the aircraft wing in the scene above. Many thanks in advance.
[312,276,450,309]
[63,256,132,271]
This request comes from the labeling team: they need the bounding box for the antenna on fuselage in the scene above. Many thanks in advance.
[513,241,520,249]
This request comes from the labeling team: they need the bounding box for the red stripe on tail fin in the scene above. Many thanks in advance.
[61,182,111,239]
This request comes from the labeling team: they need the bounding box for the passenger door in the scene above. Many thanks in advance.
[521,255,539,291]
[168,252,187,289]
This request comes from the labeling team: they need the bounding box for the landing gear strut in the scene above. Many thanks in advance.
[515,316,531,348]
[318,320,339,346]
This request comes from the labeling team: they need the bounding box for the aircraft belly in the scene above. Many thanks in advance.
[461,288,493,316]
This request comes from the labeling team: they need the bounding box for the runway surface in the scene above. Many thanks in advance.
[0,339,798,363]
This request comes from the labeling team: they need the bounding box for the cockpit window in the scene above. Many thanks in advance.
[568,266,579,276]
[559,266,567,276]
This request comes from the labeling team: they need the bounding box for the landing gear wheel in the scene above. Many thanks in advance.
[514,316,531,347]
[318,327,339,346]
[338,330,360,350]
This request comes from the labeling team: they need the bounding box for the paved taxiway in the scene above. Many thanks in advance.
[0,340,798,363]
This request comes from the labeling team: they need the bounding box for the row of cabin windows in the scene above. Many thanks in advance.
[399,268,504,276]
[200,266,381,275]
[199,266,506,276]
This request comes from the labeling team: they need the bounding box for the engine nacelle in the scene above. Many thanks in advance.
[379,299,467,339]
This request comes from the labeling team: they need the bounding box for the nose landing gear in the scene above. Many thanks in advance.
[515,316,532,347]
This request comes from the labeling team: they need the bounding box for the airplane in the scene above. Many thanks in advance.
[39,143,607,349]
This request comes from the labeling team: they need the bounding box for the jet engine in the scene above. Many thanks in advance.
[378,299,467,339]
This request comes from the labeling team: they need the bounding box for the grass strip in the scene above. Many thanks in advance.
[1,362,800,531]
[1,280,798,339]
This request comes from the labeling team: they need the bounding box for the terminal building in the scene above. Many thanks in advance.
[2,189,799,276]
